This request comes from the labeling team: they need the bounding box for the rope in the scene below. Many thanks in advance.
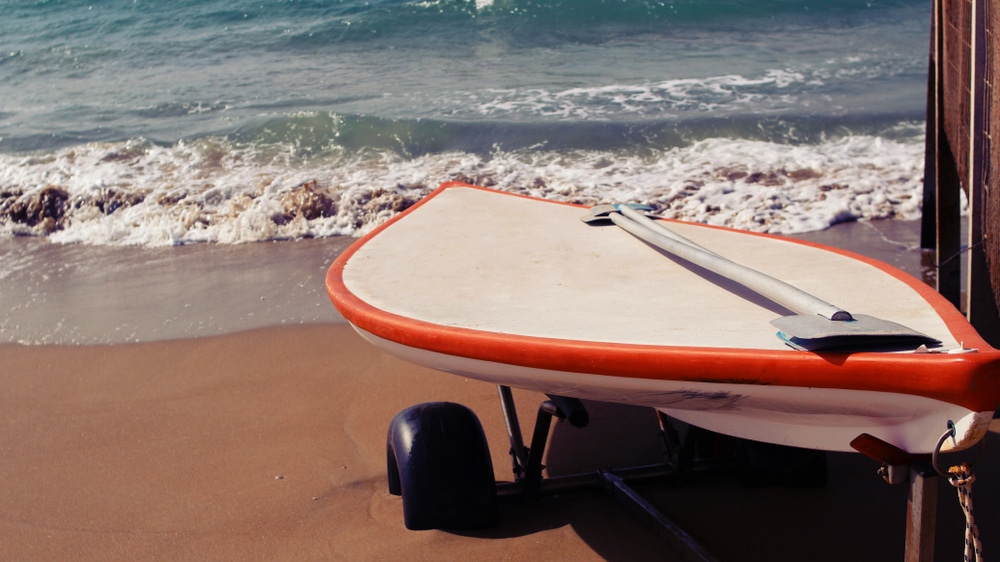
[948,462,984,562]
[930,238,987,269]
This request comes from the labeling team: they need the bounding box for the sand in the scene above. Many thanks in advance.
[0,236,355,345]
[2,218,997,561]
[0,325,677,560]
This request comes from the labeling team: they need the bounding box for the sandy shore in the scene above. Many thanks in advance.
[0,324,676,560]
[0,236,355,345]
[2,218,997,560]
[3,324,998,561]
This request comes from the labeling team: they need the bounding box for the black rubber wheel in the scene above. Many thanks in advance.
[386,402,498,530]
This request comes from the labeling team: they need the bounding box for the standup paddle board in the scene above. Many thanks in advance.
[327,183,1000,454]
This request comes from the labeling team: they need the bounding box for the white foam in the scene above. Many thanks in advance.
[0,130,930,249]
[441,63,877,121]
[462,73,791,120]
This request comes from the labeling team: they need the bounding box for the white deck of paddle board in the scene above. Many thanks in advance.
[343,187,961,351]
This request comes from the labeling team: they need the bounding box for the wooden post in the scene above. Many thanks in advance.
[849,435,940,561]
[905,467,938,562]
[965,0,1000,345]
[933,0,964,310]
[922,7,938,251]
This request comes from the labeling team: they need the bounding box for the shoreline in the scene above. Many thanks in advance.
[1,216,926,346]
[0,235,354,345]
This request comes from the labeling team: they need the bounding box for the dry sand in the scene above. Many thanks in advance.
[0,325,677,560]
[2,218,998,561]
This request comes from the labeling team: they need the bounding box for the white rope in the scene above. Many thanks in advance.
[948,462,984,562]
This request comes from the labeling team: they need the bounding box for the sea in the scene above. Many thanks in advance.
[0,0,936,343]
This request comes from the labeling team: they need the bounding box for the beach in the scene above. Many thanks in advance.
[2,219,998,561]
[2,0,992,558]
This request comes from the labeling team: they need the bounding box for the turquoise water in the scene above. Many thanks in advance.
[0,0,933,245]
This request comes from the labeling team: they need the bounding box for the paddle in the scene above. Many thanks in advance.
[583,204,940,351]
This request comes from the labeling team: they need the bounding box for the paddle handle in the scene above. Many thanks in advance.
[616,204,719,256]
[609,210,852,321]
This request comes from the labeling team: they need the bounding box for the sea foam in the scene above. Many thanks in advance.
[0,129,928,248]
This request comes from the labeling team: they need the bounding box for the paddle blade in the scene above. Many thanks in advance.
[771,314,941,351]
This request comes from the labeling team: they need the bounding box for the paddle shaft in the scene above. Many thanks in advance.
[610,207,852,321]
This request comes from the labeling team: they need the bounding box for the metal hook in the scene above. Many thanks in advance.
[932,420,987,478]
[931,422,957,478]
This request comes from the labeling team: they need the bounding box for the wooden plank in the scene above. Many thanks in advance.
[966,0,1000,345]
[935,0,964,309]
[923,9,939,251]
[904,467,939,562]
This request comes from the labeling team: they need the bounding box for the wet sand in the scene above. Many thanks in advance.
[2,218,997,561]
[1,217,928,345]
[0,236,354,344]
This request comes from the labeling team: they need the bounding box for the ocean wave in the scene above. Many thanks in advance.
[0,0,929,154]
[0,128,927,247]
[450,70,816,121]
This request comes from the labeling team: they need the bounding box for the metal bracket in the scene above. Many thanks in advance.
[850,433,940,562]
[494,385,720,562]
